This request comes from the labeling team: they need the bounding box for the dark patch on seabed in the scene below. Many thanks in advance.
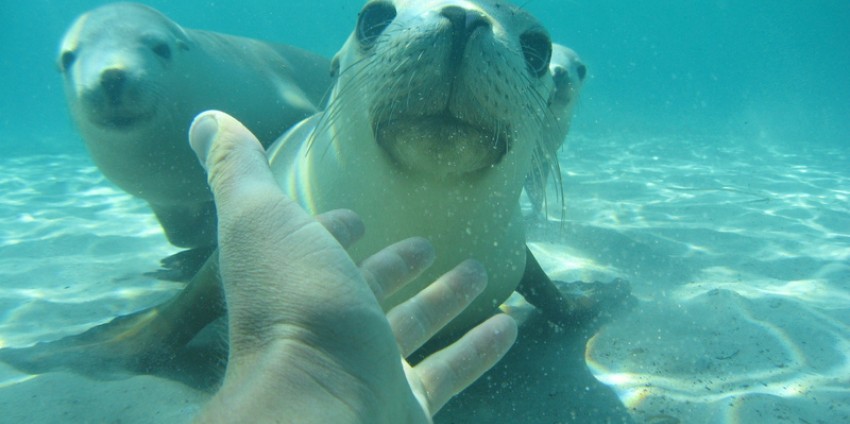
[436,311,634,424]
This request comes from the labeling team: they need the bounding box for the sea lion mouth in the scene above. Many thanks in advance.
[87,106,157,129]
[374,112,510,176]
[82,97,157,129]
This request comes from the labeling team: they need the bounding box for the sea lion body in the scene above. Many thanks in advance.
[268,0,562,335]
[60,2,331,247]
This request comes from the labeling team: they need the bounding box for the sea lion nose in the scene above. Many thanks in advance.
[100,67,126,103]
[441,6,489,63]
[552,66,567,83]
[441,5,489,39]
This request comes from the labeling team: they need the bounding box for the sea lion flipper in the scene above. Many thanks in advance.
[516,247,635,330]
[145,245,218,282]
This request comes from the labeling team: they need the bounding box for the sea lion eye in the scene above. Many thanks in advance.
[357,2,397,48]
[520,31,552,78]
[152,42,172,60]
[60,50,76,71]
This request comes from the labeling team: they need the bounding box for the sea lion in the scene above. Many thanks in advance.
[525,44,587,214]
[266,0,573,336]
[0,0,628,374]
[59,2,331,249]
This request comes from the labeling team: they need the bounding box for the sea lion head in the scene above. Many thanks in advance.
[523,44,587,214]
[548,44,586,133]
[58,3,191,130]
[535,44,587,175]
[323,0,558,180]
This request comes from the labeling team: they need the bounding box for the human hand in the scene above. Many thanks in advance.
[189,111,517,423]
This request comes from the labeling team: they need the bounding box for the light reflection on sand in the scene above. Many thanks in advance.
[0,137,847,422]
[0,154,181,348]
[529,136,850,423]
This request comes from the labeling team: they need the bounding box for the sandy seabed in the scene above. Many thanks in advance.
[0,136,847,423]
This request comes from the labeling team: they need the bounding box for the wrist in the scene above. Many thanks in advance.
[195,339,429,424]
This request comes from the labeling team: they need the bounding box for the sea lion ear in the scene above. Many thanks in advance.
[330,54,341,79]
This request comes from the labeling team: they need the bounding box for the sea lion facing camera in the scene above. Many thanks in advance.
[59,2,331,248]
[267,0,583,335]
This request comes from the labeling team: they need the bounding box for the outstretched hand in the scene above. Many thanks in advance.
[189,111,517,423]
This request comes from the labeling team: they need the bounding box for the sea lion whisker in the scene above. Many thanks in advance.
[525,85,567,220]
[403,69,418,110]
[307,56,375,154]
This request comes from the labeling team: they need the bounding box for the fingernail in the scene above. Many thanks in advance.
[459,259,488,295]
[189,112,219,167]
[410,237,436,268]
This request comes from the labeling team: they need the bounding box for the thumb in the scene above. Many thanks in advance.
[189,110,283,215]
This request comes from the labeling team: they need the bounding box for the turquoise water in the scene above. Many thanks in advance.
[2,0,849,154]
[0,1,848,423]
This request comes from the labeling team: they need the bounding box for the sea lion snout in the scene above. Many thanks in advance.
[81,62,155,128]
